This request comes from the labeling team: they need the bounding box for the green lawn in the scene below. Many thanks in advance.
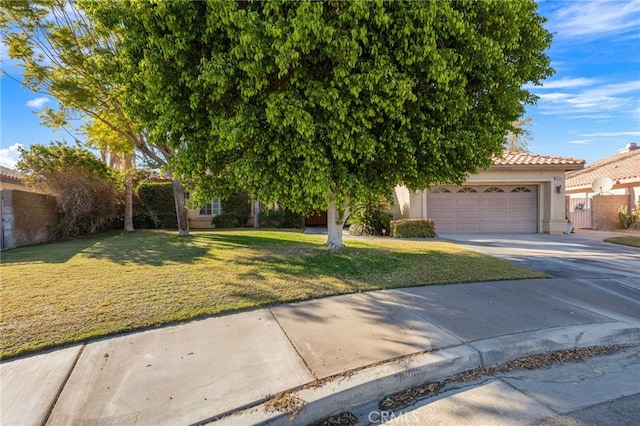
[603,235,640,248]
[0,229,547,359]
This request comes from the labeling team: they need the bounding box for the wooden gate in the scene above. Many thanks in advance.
[567,197,592,229]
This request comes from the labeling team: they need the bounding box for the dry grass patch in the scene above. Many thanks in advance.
[1,229,547,359]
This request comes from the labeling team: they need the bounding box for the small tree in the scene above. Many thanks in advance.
[17,143,121,239]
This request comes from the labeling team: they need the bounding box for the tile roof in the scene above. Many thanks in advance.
[566,148,640,190]
[491,151,585,169]
[0,166,23,182]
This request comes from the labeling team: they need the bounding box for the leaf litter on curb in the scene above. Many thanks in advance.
[379,345,626,411]
[313,411,358,426]
[258,344,629,426]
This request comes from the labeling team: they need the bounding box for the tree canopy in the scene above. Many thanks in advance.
[88,0,553,248]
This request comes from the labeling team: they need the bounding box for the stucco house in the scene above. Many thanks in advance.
[394,151,585,234]
[186,195,224,229]
[565,143,640,230]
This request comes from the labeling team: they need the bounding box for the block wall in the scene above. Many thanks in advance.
[1,189,57,250]
[591,194,628,231]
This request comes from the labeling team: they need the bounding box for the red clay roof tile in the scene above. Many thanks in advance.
[0,166,22,182]
[491,151,585,169]
[566,149,640,189]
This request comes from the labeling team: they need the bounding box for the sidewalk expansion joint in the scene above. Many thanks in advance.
[269,308,318,380]
[41,344,85,426]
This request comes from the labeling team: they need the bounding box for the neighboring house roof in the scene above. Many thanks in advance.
[0,166,25,186]
[490,151,585,171]
[566,147,640,190]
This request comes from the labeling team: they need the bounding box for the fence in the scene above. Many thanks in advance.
[1,189,57,250]
[566,194,633,231]
[566,197,592,229]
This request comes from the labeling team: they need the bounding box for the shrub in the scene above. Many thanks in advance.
[111,188,158,230]
[618,198,640,230]
[136,182,177,229]
[257,208,304,228]
[282,209,305,228]
[259,209,285,227]
[16,143,121,239]
[348,197,392,236]
[221,191,252,226]
[390,219,436,238]
[212,212,242,228]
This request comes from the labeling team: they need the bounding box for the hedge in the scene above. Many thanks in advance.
[136,182,177,229]
[221,191,252,226]
[258,209,304,228]
[212,212,242,228]
[390,219,436,238]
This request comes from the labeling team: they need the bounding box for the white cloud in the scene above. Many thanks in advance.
[568,140,592,145]
[535,78,600,90]
[581,131,640,137]
[548,0,640,39]
[535,79,640,116]
[25,97,50,109]
[0,143,24,168]
[566,114,612,120]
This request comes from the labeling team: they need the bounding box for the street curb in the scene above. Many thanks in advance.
[470,322,640,367]
[207,322,640,426]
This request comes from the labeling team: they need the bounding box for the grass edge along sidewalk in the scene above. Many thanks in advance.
[604,235,640,248]
[1,229,547,359]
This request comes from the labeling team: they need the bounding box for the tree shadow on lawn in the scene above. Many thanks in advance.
[80,229,326,266]
[1,230,213,266]
[0,232,115,265]
[223,240,536,297]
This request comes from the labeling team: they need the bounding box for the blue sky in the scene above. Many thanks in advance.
[1,0,639,169]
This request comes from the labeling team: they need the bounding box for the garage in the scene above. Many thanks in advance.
[427,185,538,233]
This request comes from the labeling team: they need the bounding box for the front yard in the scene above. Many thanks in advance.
[0,229,547,359]
[604,235,640,248]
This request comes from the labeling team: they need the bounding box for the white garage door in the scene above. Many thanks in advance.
[427,185,538,233]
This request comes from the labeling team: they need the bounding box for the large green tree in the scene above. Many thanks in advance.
[0,0,190,235]
[90,0,553,249]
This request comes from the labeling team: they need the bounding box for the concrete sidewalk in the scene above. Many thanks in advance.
[2,276,639,425]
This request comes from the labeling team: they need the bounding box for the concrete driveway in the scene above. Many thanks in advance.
[439,230,640,280]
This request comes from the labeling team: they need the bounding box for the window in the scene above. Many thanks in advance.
[458,187,478,193]
[199,198,222,216]
[432,187,452,193]
[511,187,532,193]
[484,187,505,193]
[212,198,222,215]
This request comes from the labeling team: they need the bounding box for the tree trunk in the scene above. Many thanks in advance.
[253,200,260,228]
[172,178,190,236]
[326,200,349,251]
[123,153,134,232]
